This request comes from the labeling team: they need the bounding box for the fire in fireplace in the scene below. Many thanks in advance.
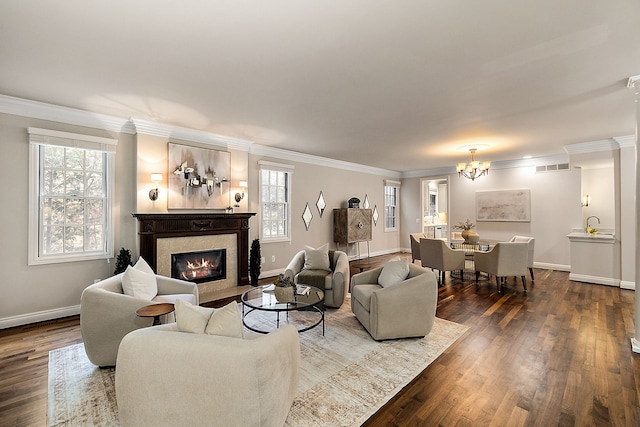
[171,249,226,284]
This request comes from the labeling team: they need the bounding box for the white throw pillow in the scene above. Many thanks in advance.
[303,243,331,271]
[378,258,410,288]
[175,299,215,334]
[122,265,158,300]
[133,256,155,275]
[205,302,244,339]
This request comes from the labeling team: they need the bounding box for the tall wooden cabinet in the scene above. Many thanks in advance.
[333,208,372,245]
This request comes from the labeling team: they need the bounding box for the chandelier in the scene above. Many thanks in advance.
[456,148,490,181]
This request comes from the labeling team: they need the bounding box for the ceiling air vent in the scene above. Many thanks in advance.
[536,163,570,173]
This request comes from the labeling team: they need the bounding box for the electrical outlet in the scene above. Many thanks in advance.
[416,218,420,223]
[271,255,276,263]
[261,256,265,265]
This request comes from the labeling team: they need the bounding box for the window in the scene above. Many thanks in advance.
[28,128,117,265]
[384,180,400,231]
[259,161,294,242]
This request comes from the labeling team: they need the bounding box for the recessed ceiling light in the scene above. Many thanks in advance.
[523,155,532,159]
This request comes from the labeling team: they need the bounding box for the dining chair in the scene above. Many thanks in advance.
[419,238,465,285]
[509,235,535,280]
[474,242,529,293]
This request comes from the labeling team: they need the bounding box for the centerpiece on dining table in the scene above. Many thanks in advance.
[454,219,480,244]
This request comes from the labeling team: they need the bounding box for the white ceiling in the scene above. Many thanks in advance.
[1,1,639,172]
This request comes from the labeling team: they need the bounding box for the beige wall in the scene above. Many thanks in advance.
[0,113,136,327]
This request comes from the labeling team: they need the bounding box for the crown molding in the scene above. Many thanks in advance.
[613,135,636,148]
[130,118,253,151]
[250,143,402,178]
[563,138,621,154]
[0,94,136,134]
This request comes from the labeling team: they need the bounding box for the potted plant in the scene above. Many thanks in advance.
[249,238,261,286]
[114,247,133,275]
[273,274,295,303]
[454,219,479,243]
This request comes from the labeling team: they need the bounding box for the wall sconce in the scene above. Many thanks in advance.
[149,173,163,201]
[581,194,591,207]
[234,181,247,205]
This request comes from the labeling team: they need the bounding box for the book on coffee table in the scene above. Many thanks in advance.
[296,285,310,296]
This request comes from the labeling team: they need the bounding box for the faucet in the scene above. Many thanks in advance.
[586,215,600,232]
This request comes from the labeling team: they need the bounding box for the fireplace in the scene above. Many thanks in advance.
[171,249,226,284]
[132,213,256,293]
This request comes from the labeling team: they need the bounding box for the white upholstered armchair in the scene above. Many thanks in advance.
[116,323,299,427]
[350,262,438,340]
[80,272,198,367]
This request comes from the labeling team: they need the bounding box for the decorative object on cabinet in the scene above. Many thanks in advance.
[363,194,370,209]
[348,197,360,208]
[372,205,379,226]
[316,191,326,217]
[476,189,531,222]
[168,142,231,209]
[302,202,313,230]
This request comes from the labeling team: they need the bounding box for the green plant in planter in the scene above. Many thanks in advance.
[273,274,293,288]
[273,273,296,303]
[114,247,133,275]
[249,238,261,286]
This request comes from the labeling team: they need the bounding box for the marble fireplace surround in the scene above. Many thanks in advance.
[132,213,255,302]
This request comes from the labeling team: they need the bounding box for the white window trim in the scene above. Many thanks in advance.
[27,127,117,265]
[258,160,294,243]
[384,180,401,232]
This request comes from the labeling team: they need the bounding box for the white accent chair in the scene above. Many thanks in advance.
[419,238,466,284]
[80,273,198,367]
[509,235,535,280]
[350,263,438,340]
[284,249,350,308]
[116,323,300,427]
[474,242,529,293]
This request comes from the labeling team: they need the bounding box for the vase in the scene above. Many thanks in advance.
[461,229,480,244]
[274,286,294,303]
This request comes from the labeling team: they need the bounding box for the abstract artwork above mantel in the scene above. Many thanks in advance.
[168,142,231,209]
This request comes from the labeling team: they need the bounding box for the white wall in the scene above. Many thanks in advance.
[0,113,137,328]
[581,166,615,229]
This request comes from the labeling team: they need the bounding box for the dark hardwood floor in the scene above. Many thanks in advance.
[2,253,640,426]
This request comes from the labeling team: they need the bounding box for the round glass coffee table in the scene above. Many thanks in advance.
[241,285,325,335]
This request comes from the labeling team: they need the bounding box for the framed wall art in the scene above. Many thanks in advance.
[476,189,531,222]
[168,142,231,209]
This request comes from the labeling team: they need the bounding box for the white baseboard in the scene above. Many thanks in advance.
[0,305,80,329]
[620,281,636,290]
[533,262,570,272]
[568,273,620,287]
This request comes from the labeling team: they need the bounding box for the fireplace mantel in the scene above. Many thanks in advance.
[132,212,256,286]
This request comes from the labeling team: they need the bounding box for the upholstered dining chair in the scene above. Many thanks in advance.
[419,238,465,285]
[509,235,535,280]
[409,233,428,263]
[474,242,529,293]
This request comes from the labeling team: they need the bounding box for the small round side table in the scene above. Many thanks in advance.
[135,302,175,326]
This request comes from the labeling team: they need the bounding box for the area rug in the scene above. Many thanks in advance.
[48,299,468,426]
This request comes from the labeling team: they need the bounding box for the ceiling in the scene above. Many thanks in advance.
[1,1,639,173]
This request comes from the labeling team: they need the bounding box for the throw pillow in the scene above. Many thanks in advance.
[133,256,155,275]
[122,265,158,300]
[378,258,410,288]
[204,302,244,339]
[175,299,215,334]
[303,243,331,271]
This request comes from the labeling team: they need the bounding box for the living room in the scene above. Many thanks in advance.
[2,1,640,425]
